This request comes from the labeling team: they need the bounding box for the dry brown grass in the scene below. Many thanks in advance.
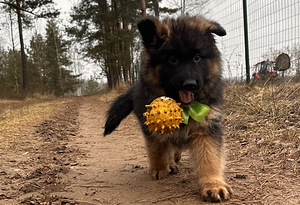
[223,83,300,203]
[224,82,300,143]
[0,100,63,142]
[98,83,131,103]
[0,99,22,105]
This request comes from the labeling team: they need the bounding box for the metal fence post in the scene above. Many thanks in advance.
[243,0,251,83]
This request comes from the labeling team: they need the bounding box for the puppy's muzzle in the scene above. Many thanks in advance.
[179,79,197,105]
[182,79,197,90]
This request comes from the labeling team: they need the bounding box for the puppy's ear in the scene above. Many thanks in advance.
[209,21,226,36]
[137,17,168,50]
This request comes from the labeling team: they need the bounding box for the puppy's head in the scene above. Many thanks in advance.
[138,16,226,105]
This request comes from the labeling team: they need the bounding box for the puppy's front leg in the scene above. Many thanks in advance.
[145,139,177,180]
[190,132,232,202]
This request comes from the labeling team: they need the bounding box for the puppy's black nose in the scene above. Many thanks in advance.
[183,79,197,90]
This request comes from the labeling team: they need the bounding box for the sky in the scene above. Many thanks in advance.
[53,0,73,23]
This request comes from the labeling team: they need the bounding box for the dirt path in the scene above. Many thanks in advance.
[0,98,80,204]
[0,95,299,204]
[56,96,203,205]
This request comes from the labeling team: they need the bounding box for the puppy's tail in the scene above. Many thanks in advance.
[104,87,134,136]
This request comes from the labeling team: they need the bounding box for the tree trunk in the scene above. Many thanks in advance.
[51,24,63,95]
[181,0,186,16]
[9,8,16,51]
[153,0,159,18]
[122,19,131,83]
[140,0,146,17]
[16,0,27,96]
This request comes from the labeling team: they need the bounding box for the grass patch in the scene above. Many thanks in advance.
[0,100,63,142]
[224,83,300,144]
[98,83,130,103]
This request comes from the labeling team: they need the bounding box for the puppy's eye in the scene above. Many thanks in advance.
[168,56,178,65]
[193,54,201,63]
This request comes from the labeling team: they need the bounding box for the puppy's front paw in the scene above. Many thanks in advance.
[150,168,169,180]
[200,179,232,202]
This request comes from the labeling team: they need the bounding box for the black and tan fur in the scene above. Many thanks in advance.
[104,16,232,202]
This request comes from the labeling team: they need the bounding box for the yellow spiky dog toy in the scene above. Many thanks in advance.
[143,97,183,134]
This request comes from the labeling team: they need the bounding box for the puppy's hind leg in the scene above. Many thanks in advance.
[167,147,182,175]
[174,148,182,164]
[169,147,181,175]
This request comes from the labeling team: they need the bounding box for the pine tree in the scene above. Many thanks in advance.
[27,33,46,93]
[44,19,80,96]
[83,76,99,96]
[0,47,9,97]
[67,0,140,89]
[6,50,22,96]
[0,0,59,96]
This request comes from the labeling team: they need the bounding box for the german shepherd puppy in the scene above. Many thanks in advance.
[104,16,232,202]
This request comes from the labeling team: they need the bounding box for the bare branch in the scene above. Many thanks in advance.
[0,1,37,16]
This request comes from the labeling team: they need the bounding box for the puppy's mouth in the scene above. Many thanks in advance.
[179,90,194,105]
